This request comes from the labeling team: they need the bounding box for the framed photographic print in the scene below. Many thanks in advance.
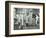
[5,1,45,37]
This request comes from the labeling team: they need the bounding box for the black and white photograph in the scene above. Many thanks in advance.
[14,8,40,30]
[5,1,45,37]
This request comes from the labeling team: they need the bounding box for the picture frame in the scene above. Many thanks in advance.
[5,1,45,37]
